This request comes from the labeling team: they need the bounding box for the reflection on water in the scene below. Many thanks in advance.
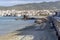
[0,17,35,35]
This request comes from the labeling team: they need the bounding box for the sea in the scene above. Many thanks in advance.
[0,17,35,35]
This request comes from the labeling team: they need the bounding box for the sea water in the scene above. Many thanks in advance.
[0,17,35,35]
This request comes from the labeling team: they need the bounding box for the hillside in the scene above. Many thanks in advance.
[0,1,60,10]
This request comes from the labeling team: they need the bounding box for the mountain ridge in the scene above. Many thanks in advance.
[0,1,60,10]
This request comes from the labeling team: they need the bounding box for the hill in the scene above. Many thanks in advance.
[0,1,60,10]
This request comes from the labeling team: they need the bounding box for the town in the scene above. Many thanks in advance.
[0,10,55,17]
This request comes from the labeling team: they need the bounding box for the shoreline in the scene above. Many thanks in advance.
[0,22,58,40]
[0,24,35,40]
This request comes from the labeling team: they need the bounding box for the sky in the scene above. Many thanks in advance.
[0,0,59,6]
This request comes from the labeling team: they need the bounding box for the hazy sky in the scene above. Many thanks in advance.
[0,0,59,6]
